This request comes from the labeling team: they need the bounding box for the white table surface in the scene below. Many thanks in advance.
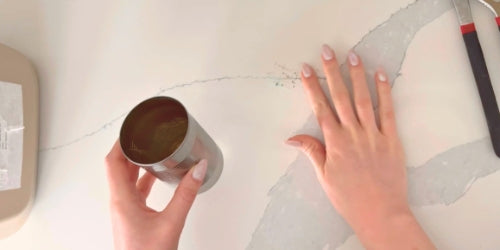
[1,0,500,249]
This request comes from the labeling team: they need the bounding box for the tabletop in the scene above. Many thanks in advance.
[1,0,500,249]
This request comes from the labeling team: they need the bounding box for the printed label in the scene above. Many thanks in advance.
[0,118,7,149]
[0,81,23,191]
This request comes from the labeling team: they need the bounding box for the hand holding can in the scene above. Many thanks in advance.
[119,96,223,193]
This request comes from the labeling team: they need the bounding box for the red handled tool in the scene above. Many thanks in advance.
[452,0,500,157]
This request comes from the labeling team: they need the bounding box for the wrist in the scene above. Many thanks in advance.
[350,204,413,240]
[349,205,434,250]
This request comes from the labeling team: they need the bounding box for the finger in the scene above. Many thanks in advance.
[136,172,157,199]
[375,70,398,136]
[301,63,340,139]
[321,44,357,126]
[162,159,206,229]
[347,51,377,130]
[105,140,139,200]
[286,135,326,177]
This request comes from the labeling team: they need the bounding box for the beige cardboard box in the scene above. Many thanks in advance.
[0,44,39,238]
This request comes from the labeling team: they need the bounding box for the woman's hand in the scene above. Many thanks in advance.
[105,141,207,250]
[287,45,435,249]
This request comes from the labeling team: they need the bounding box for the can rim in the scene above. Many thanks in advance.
[119,96,191,166]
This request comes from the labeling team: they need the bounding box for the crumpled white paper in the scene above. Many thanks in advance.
[0,81,23,191]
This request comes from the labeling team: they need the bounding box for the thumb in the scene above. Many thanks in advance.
[286,135,326,176]
[162,159,207,228]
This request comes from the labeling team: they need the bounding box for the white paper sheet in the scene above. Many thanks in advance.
[0,81,23,191]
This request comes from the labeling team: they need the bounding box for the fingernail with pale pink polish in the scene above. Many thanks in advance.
[302,63,312,78]
[377,71,388,82]
[322,44,334,61]
[285,139,302,148]
[192,159,207,181]
[348,51,359,66]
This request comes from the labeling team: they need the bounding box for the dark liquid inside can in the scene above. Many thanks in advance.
[120,98,188,164]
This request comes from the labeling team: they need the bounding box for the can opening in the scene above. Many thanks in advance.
[120,97,188,165]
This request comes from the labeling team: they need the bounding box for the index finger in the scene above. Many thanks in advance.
[105,140,139,200]
[301,63,340,139]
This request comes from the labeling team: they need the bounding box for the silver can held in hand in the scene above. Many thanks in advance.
[119,96,223,193]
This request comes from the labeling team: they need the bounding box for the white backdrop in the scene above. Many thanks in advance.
[1,0,500,249]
